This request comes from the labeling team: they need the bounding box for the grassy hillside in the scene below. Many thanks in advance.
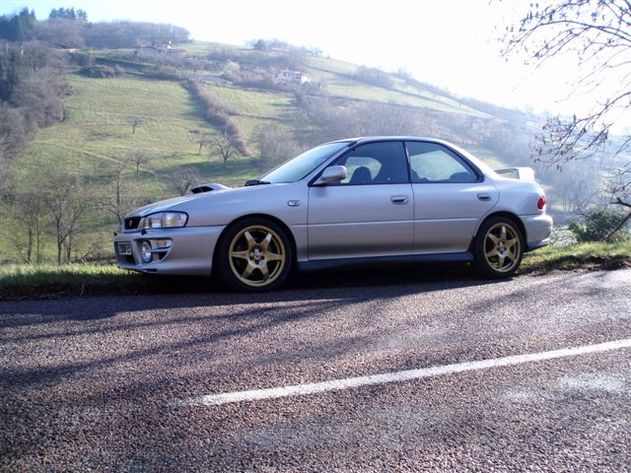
[15,75,265,188]
[201,83,295,142]
[2,40,527,263]
[17,76,199,181]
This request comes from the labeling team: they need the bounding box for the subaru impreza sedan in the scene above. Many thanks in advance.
[114,137,552,291]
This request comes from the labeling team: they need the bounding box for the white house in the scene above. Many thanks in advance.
[275,70,312,85]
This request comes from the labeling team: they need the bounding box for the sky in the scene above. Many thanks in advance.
[1,0,624,125]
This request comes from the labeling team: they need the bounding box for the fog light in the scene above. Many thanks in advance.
[153,239,172,249]
[141,241,153,263]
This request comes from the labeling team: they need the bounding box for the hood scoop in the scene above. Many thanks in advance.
[190,182,231,194]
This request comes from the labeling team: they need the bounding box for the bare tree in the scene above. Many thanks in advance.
[9,191,46,263]
[97,160,144,225]
[605,162,631,239]
[207,134,240,164]
[502,0,631,227]
[129,116,144,134]
[128,150,149,173]
[43,173,92,264]
[187,129,214,155]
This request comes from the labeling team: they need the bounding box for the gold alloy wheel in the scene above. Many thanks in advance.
[228,225,286,287]
[483,222,522,273]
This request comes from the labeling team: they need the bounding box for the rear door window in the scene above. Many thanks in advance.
[406,142,478,183]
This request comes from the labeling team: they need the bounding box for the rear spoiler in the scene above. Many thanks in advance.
[190,182,231,194]
[495,167,535,181]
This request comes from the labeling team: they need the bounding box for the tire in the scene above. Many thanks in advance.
[474,216,524,279]
[216,217,293,292]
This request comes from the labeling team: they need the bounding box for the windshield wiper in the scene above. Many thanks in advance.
[244,179,271,186]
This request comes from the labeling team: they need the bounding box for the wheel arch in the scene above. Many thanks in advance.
[212,213,298,274]
[471,211,527,249]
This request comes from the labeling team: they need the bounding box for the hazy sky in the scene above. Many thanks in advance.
[1,0,622,124]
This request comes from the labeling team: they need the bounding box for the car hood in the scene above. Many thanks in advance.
[126,188,234,218]
[124,181,307,228]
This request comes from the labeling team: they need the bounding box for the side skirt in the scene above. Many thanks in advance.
[298,252,474,272]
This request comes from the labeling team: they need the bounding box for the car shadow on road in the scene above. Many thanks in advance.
[0,263,498,320]
[0,263,527,392]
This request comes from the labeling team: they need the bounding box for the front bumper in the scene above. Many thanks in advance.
[114,225,225,275]
[521,213,553,252]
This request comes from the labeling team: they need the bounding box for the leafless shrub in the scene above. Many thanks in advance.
[183,80,249,154]
[255,125,301,169]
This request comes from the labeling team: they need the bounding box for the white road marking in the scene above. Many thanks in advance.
[176,338,631,407]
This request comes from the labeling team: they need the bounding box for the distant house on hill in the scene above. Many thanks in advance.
[137,41,186,58]
[275,70,311,85]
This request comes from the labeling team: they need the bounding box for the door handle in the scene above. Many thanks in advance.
[477,193,492,201]
[391,195,409,205]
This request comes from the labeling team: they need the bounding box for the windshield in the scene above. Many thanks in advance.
[261,142,351,183]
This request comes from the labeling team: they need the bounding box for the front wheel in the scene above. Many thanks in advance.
[216,218,293,292]
[474,217,524,279]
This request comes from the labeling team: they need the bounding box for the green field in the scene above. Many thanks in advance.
[17,75,207,178]
[14,74,270,187]
[201,83,295,143]
[203,84,293,118]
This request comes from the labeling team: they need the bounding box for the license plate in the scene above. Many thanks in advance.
[116,242,132,256]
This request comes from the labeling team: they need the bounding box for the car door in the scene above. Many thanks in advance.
[308,141,413,260]
[406,141,498,254]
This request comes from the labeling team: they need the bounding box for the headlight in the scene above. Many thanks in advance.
[141,212,188,229]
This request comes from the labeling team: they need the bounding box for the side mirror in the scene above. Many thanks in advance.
[314,165,347,185]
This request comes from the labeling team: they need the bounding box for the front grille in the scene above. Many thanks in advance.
[124,216,141,230]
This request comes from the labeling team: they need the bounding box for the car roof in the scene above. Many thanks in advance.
[331,136,455,147]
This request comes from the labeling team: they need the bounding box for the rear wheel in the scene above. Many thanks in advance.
[474,216,524,279]
[216,218,292,292]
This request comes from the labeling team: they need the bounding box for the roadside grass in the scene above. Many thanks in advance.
[1,242,629,300]
[0,264,210,300]
[521,241,631,273]
[0,264,138,300]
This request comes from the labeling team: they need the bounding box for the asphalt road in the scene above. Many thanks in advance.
[1,268,630,472]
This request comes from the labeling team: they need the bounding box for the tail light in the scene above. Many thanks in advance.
[537,195,547,210]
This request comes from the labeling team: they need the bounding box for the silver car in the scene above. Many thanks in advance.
[114,137,552,291]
